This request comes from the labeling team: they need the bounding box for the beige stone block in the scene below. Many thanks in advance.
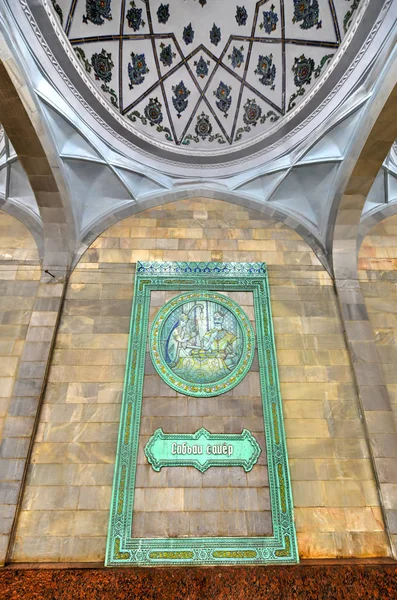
[297,532,336,559]
[27,463,114,487]
[78,486,112,510]
[283,401,324,419]
[324,481,365,507]
[287,436,336,459]
[291,481,327,507]
[329,419,365,439]
[135,488,184,511]
[58,316,94,334]
[42,422,118,443]
[273,317,302,334]
[48,365,125,383]
[289,458,327,481]
[40,404,84,423]
[0,378,14,398]
[238,240,277,252]
[0,356,19,376]
[344,507,385,532]
[52,348,127,366]
[334,438,370,459]
[325,459,374,481]
[17,510,74,537]
[73,511,108,536]
[295,507,347,533]
[21,485,79,510]
[30,311,57,327]
[285,419,329,438]
[280,382,344,401]
[334,531,390,558]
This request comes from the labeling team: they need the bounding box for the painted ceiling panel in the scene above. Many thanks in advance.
[387,173,397,204]
[115,167,167,198]
[8,162,40,215]
[0,166,6,197]
[269,162,339,235]
[44,104,105,160]
[51,0,362,151]
[63,159,133,230]
[301,107,363,163]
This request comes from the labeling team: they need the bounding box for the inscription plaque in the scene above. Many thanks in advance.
[145,427,261,473]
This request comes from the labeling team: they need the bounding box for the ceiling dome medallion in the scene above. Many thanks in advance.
[48,0,363,154]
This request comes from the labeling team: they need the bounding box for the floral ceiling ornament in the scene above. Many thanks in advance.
[144,97,163,125]
[292,0,322,30]
[196,113,213,138]
[292,54,315,87]
[209,23,221,46]
[288,53,333,110]
[235,6,248,26]
[74,46,91,73]
[260,5,278,34]
[214,82,232,117]
[90,48,118,107]
[51,0,63,25]
[229,46,245,69]
[183,23,195,45]
[91,48,113,82]
[128,52,149,89]
[235,98,279,140]
[157,3,170,24]
[128,98,173,141]
[183,112,226,145]
[159,43,175,67]
[343,0,361,33]
[195,56,210,78]
[255,54,276,89]
[172,81,191,117]
[82,0,112,25]
[126,1,145,31]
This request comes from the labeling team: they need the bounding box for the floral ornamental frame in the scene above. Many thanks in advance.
[105,261,299,567]
[150,291,255,397]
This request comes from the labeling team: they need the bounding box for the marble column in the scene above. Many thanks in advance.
[0,273,66,565]
[332,78,397,557]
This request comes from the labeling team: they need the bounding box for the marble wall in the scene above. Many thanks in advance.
[0,211,40,442]
[6,199,390,562]
[0,211,41,559]
[359,214,397,530]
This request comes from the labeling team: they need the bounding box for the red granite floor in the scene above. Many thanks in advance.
[1,563,397,599]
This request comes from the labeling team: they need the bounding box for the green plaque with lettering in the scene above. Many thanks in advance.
[145,427,261,473]
[106,262,298,567]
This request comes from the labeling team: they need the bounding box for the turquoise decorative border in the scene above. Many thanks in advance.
[105,261,299,566]
[150,291,255,397]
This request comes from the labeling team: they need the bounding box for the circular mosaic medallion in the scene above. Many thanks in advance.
[150,292,255,397]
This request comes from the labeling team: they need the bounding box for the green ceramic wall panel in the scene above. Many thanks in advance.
[106,262,298,566]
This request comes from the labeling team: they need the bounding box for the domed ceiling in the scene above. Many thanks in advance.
[47,0,362,154]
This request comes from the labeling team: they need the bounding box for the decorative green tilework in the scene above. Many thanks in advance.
[150,292,255,397]
[106,261,298,566]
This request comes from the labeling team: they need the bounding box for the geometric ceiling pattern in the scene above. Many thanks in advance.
[51,0,361,149]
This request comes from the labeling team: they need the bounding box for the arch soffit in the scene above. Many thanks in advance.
[73,191,330,274]
[0,50,76,275]
[330,52,397,280]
